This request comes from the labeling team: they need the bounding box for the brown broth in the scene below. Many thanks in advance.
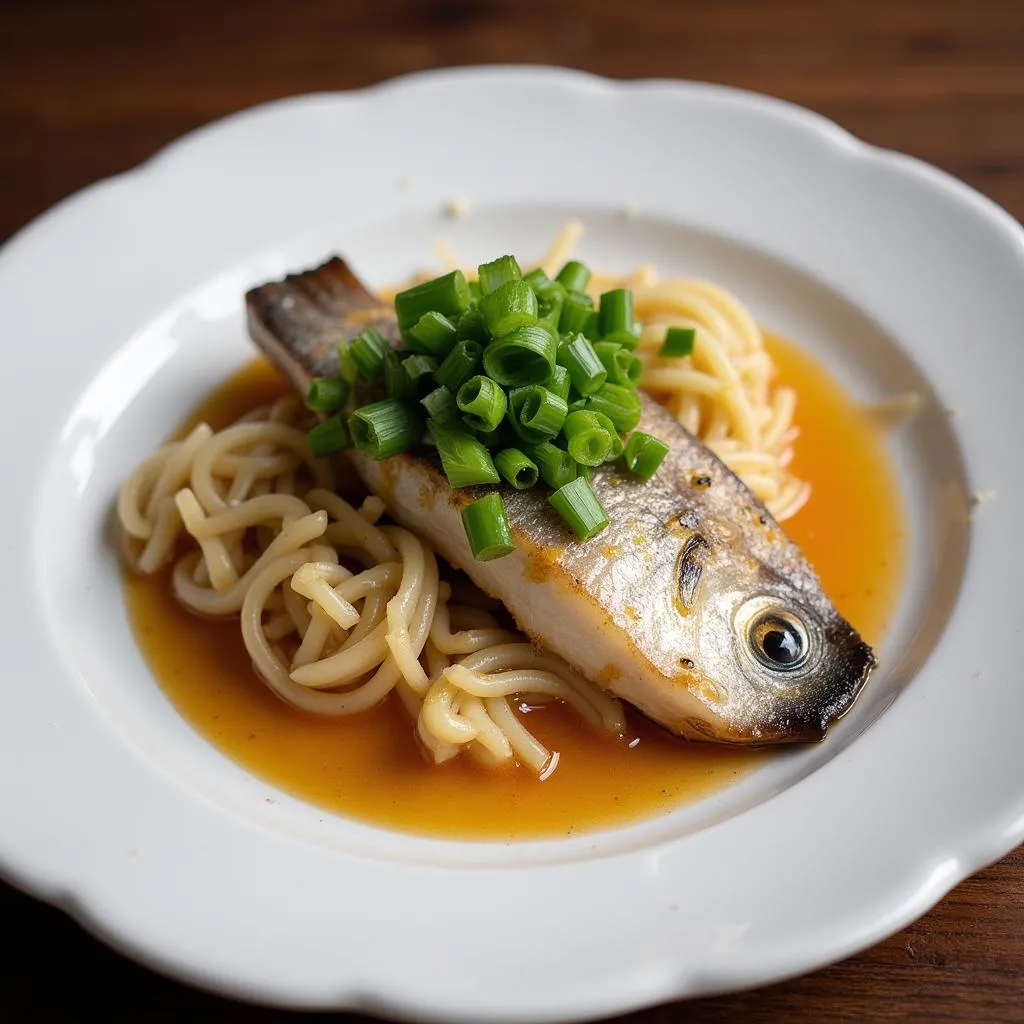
[123,341,904,840]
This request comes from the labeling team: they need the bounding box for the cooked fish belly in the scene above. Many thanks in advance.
[247,257,874,743]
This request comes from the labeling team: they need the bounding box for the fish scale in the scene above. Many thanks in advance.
[247,257,874,744]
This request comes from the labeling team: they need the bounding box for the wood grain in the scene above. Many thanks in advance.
[1,0,1022,1020]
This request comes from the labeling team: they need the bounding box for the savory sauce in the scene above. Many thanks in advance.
[123,340,904,840]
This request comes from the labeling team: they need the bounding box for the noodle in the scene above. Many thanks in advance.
[119,396,625,774]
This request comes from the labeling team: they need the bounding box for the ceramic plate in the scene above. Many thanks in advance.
[1,67,1021,1022]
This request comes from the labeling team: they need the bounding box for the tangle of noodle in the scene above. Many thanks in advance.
[118,393,626,775]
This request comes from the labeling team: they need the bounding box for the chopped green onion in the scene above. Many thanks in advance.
[349,327,390,381]
[430,421,500,488]
[594,341,643,388]
[468,280,481,303]
[523,267,554,291]
[623,430,669,480]
[435,339,482,393]
[557,333,607,397]
[527,441,578,490]
[384,351,415,403]
[605,323,643,351]
[308,415,351,458]
[586,383,643,432]
[402,353,438,389]
[456,307,489,343]
[558,290,594,334]
[556,260,592,293]
[336,340,360,384]
[456,375,508,433]
[534,282,565,332]
[567,396,589,414]
[660,326,695,357]
[305,377,350,413]
[349,400,423,460]
[478,279,539,337]
[545,364,571,402]
[478,255,522,296]
[482,324,557,386]
[420,385,460,425]
[408,311,458,356]
[582,310,600,341]
[394,270,471,331]
[509,384,568,443]
[589,409,625,460]
[549,476,609,541]
[476,422,517,449]
[598,288,634,338]
[495,447,539,490]
[461,491,515,561]
[561,410,614,466]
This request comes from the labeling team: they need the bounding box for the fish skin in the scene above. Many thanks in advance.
[247,257,875,744]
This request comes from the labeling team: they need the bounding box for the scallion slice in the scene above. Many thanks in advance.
[549,476,609,540]
[349,327,390,381]
[561,410,614,466]
[305,377,351,414]
[384,351,415,403]
[478,254,522,296]
[526,441,578,490]
[456,375,508,433]
[556,260,592,293]
[336,340,360,384]
[482,324,557,387]
[394,270,471,331]
[586,383,643,432]
[478,279,539,337]
[408,310,458,356]
[495,447,539,490]
[430,421,500,489]
[509,384,568,443]
[594,341,643,388]
[558,290,594,334]
[435,339,482,393]
[660,326,696,357]
[402,353,438,388]
[308,415,351,459]
[349,400,423,460]
[420,385,460,425]
[557,333,607,397]
[598,288,634,338]
[456,307,489,343]
[589,409,625,460]
[545,364,571,402]
[623,430,669,479]
[460,491,515,561]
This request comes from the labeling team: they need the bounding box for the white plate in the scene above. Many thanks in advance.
[1,67,1021,1021]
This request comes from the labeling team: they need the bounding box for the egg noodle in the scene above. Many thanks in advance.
[118,225,808,774]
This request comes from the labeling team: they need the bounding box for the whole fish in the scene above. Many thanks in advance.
[246,257,874,743]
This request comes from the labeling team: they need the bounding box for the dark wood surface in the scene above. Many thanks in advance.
[2,1,1022,1020]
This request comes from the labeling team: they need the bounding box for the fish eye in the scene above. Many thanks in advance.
[748,610,809,672]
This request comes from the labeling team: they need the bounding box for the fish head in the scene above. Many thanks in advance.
[675,518,875,743]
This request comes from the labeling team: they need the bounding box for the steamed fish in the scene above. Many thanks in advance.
[246,258,874,743]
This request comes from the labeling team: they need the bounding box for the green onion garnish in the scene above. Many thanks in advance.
[509,384,569,443]
[549,475,609,541]
[456,307,489,343]
[589,410,625,460]
[420,385,460,425]
[558,290,594,334]
[337,340,360,384]
[384,351,415,403]
[456,375,508,434]
[349,327,390,381]
[546,364,571,402]
[435,339,482,393]
[402,353,438,388]
[430,421,500,489]
[523,267,554,291]
[598,288,634,338]
[556,260,592,293]
[527,441,578,490]
[586,383,643,432]
[660,326,696,358]
[305,377,351,413]
[594,341,643,388]
[394,270,471,331]
[623,430,669,480]
[495,447,539,490]
[482,324,557,387]
[408,311,458,356]
[561,410,614,466]
[478,279,539,337]
[461,491,516,561]
[478,254,522,296]
[349,400,423,460]
[557,333,607,397]
[308,415,351,459]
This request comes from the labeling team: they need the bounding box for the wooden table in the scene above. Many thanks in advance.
[2,1,1022,1020]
